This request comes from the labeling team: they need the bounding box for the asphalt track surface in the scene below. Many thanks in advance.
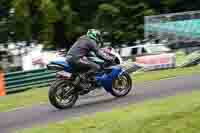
[1,74,200,133]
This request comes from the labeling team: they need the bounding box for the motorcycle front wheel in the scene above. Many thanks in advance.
[48,79,78,109]
[110,72,132,97]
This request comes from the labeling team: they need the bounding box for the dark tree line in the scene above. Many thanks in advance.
[0,0,200,48]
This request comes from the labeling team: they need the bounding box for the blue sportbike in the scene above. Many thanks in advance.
[47,48,132,109]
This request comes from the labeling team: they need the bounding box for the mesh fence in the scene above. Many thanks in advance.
[144,10,200,44]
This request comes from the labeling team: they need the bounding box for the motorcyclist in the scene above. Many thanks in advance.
[66,29,113,81]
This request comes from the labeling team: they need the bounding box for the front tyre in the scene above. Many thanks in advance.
[48,80,78,109]
[110,72,132,97]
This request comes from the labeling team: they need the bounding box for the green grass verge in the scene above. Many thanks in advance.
[134,65,200,82]
[17,90,200,133]
[175,50,187,66]
[175,50,200,67]
[0,88,48,112]
[0,65,200,112]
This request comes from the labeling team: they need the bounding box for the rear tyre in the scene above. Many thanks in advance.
[110,72,132,97]
[48,79,78,109]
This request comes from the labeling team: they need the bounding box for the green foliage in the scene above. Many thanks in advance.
[98,4,120,14]
[0,0,199,47]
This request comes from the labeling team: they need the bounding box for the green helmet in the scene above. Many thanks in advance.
[86,29,102,44]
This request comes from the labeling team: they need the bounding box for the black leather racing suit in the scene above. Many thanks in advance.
[66,35,111,76]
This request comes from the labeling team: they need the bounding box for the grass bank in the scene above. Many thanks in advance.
[17,90,200,133]
[0,65,200,112]
[134,65,200,82]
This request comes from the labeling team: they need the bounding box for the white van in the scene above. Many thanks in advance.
[119,44,171,58]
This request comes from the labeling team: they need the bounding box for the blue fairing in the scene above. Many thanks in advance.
[96,66,124,93]
[50,58,124,93]
[50,60,72,72]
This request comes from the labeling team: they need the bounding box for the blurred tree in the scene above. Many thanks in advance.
[0,0,13,43]
[95,0,155,45]
[3,0,199,48]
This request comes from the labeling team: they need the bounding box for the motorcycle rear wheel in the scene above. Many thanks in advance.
[48,79,78,109]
